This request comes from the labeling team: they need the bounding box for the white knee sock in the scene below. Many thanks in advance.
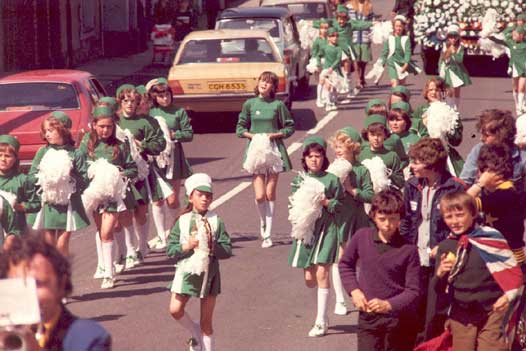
[123,225,136,257]
[256,201,267,237]
[454,97,461,111]
[95,231,103,268]
[152,204,167,242]
[101,241,114,278]
[202,334,214,351]
[316,288,330,325]
[114,230,126,260]
[332,264,346,304]
[321,87,330,104]
[134,219,149,257]
[264,201,275,239]
[514,90,519,109]
[316,84,323,102]
[519,93,525,114]
[177,313,201,341]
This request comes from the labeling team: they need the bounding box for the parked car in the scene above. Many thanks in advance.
[215,7,310,95]
[0,70,107,166]
[167,29,290,113]
[260,0,332,24]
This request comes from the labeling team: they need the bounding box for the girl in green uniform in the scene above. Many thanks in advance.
[167,173,232,351]
[347,0,375,89]
[388,107,422,153]
[28,112,90,257]
[319,28,344,111]
[236,71,295,249]
[328,128,373,316]
[0,135,31,250]
[438,24,472,110]
[379,15,421,87]
[412,77,446,122]
[79,106,139,289]
[147,78,193,250]
[116,84,167,266]
[311,19,330,108]
[288,136,343,337]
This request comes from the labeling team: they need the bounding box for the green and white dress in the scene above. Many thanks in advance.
[334,162,373,247]
[149,105,193,180]
[380,35,421,80]
[438,45,472,88]
[312,37,328,67]
[78,135,138,212]
[358,146,405,189]
[329,18,373,61]
[488,35,526,77]
[27,144,90,232]
[288,171,343,268]
[396,130,421,153]
[0,170,40,235]
[117,113,169,204]
[0,195,17,245]
[236,96,295,172]
[167,210,232,297]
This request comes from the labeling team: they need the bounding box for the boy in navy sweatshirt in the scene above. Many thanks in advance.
[339,189,421,351]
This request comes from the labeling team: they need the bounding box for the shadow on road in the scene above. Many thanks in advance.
[293,108,318,131]
[90,314,126,322]
[188,157,225,166]
[329,323,358,335]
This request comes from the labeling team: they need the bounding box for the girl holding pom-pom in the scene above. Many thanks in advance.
[236,71,295,249]
[328,128,373,316]
[167,173,232,351]
[78,106,138,289]
[288,136,343,337]
[311,19,330,108]
[28,111,90,256]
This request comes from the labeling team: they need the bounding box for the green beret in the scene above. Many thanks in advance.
[391,85,410,98]
[339,127,362,144]
[327,27,338,36]
[517,14,526,21]
[0,135,20,152]
[516,25,526,34]
[336,5,348,14]
[303,135,327,150]
[136,85,147,95]
[50,111,72,129]
[93,106,115,119]
[98,96,117,108]
[115,84,135,97]
[391,101,411,112]
[365,99,386,114]
[146,77,169,92]
[364,114,387,128]
[320,18,330,25]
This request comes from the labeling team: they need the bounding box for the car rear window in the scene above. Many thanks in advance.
[277,3,327,20]
[216,19,280,38]
[178,38,277,64]
[0,83,79,111]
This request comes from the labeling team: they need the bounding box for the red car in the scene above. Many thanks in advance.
[0,70,107,167]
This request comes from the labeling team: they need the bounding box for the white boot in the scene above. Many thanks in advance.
[93,232,105,279]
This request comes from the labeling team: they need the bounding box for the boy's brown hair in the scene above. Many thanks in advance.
[408,137,448,173]
[361,123,390,141]
[40,116,74,146]
[369,189,405,219]
[476,109,516,146]
[439,191,477,217]
[477,143,513,180]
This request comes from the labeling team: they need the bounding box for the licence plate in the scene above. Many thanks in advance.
[207,80,247,92]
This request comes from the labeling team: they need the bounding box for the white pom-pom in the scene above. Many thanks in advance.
[36,149,75,205]
[288,173,325,245]
[0,190,17,209]
[371,21,393,44]
[297,20,319,50]
[515,114,526,146]
[327,158,352,184]
[81,158,127,213]
[365,59,385,85]
[306,57,319,74]
[243,134,283,174]
[153,116,174,176]
[480,8,498,37]
[361,157,391,193]
[117,126,149,181]
[426,101,460,140]
[180,218,210,275]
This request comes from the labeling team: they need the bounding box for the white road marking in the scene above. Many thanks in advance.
[210,110,339,209]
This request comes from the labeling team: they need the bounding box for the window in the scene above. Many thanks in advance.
[0,83,79,111]
[216,19,281,39]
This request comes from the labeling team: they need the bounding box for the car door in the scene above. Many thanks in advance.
[290,15,309,81]
[282,16,299,84]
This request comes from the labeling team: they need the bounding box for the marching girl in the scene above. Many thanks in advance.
[319,28,345,111]
[379,15,421,87]
[311,19,330,108]
[328,128,373,316]
[115,84,167,266]
[288,136,343,337]
[147,77,193,250]
[167,173,232,351]
[236,71,295,249]
[438,24,472,110]
[27,111,90,257]
[78,106,138,289]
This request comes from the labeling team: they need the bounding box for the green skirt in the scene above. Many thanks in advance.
[351,43,372,62]
[335,195,371,244]
[28,193,90,232]
[288,239,315,268]
[387,59,421,80]
[164,143,193,180]
[169,258,221,297]
[308,222,339,265]
[443,64,472,88]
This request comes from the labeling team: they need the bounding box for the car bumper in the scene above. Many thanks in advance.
[173,92,289,112]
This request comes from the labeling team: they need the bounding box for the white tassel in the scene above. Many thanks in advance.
[306,57,319,74]
[35,149,75,205]
[426,101,460,141]
[327,158,352,184]
[478,35,507,59]
[243,134,283,174]
[81,158,127,213]
[288,173,325,245]
[361,157,391,193]
[515,113,526,146]
[365,59,385,85]
[0,190,17,209]
[180,218,210,275]
[320,69,347,93]
[116,125,149,181]
[153,116,175,179]
[371,21,393,45]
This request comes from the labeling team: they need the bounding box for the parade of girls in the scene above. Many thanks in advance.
[3,4,526,351]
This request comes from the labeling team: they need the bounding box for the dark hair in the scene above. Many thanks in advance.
[476,109,516,146]
[390,91,409,104]
[369,189,405,219]
[254,71,278,98]
[388,108,412,133]
[301,143,329,171]
[87,116,121,161]
[0,236,73,297]
[361,123,390,141]
[40,116,74,146]
[440,190,477,217]
[477,143,513,180]
[423,77,445,101]
[116,88,140,116]
[408,137,448,173]
[149,85,174,108]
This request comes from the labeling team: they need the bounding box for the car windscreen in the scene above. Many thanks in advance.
[178,38,277,64]
[216,19,280,38]
[0,83,79,111]
[277,3,327,20]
